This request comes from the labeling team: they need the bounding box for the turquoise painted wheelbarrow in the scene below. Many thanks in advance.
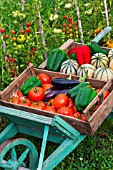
[0,27,113,170]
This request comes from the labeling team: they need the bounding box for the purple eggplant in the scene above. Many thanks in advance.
[51,78,79,89]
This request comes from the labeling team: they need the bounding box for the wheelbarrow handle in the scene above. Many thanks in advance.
[91,26,112,43]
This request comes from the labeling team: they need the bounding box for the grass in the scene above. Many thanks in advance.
[0,115,113,170]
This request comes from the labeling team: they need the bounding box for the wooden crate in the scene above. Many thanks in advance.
[0,64,113,136]
[38,39,111,69]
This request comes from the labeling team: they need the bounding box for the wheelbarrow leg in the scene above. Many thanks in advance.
[42,134,86,170]
[0,123,18,145]
[37,125,49,170]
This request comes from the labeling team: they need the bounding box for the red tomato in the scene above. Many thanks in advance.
[73,21,77,25]
[73,105,77,113]
[28,87,44,101]
[67,98,74,109]
[73,112,86,122]
[32,47,37,51]
[38,73,51,84]
[10,30,16,34]
[44,106,56,113]
[73,112,81,119]
[21,30,25,34]
[57,107,74,116]
[20,97,31,107]
[42,83,53,91]
[26,22,31,27]
[5,34,10,39]
[25,28,31,33]
[1,28,5,33]
[63,23,67,27]
[62,28,66,32]
[31,101,46,110]
[9,96,20,104]
[12,37,17,41]
[64,15,68,19]
[53,94,69,109]
[68,24,72,28]
[16,89,23,97]
[47,99,54,108]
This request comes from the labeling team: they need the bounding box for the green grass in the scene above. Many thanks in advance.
[0,116,113,170]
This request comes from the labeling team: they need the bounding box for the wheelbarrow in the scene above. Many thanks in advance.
[0,27,113,170]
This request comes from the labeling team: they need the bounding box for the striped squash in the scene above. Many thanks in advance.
[91,53,109,68]
[60,59,79,75]
[108,49,113,61]
[77,64,96,78]
[94,66,113,81]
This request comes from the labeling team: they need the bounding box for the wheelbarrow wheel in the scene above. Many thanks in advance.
[0,138,38,170]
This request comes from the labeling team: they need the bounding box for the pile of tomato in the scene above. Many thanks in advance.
[9,72,87,122]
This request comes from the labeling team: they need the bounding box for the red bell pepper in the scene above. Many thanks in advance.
[69,45,91,66]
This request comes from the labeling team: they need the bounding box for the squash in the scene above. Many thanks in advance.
[94,66,113,81]
[60,59,79,75]
[77,64,96,78]
[108,49,113,61]
[91,53,109,68]
[109,59,113,71]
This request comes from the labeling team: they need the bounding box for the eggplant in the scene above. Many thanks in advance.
[44,88,71,101]
[44,89,59,101]
[55,89,70,96]
[51,78,80,89]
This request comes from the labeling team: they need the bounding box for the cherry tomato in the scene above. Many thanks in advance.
[9,96,20,104]
[1,28,5,33]
[73,21,77,25]
[5,34,10,39]
[37,73,51,84]
[66,30,70,35]
[28,87,44,101]
[53,94,69,109]
[64,15,68,19]
[26,22,31,27]
[12,37,17,41]
[25,27,31,33]
[68,17,72,23]
[42,84,53,91]
[21,30,25,34]
[20,97,31,107]
[31,101,46,110]
[68,24,72,28]
[10,30,16,34]
[57,107,74,116]
[67,98,74,109]
[63,23,67,27]
[62,28,66,32]
[44,106,56,113]
[32,47,37,51]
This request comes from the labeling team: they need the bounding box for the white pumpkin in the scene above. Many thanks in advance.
[108,49,113,61]
[91,53,109,68]
[77,64,96,78]
[60,59,79,75]
[94,66,113,81]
